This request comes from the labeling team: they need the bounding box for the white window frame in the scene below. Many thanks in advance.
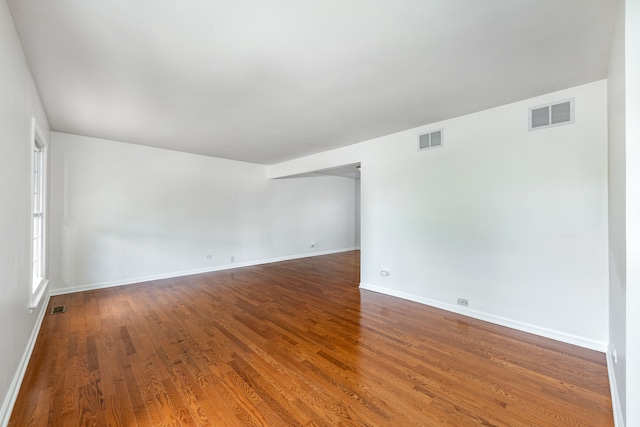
[30,118,48,309]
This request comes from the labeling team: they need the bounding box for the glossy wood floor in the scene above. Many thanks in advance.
[10,251,613,426]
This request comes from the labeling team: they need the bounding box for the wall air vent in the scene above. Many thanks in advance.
[418,129,443,151]
[528,98,574,131]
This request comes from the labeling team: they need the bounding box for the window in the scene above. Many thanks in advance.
[30,118,48,308]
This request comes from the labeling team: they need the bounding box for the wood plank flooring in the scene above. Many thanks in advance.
[10,251,613,426]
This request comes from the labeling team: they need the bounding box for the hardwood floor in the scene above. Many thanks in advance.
[10,251,613,426]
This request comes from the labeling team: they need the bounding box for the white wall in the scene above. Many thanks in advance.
[48,133,358,293]
[607,0,627,423]
[0,0,51,424]
[623,1,640,425]
[272,80,609,350]
[607,1,640,425]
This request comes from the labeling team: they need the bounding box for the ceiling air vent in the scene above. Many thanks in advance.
[529,98,574,131]
[418,129,443,151]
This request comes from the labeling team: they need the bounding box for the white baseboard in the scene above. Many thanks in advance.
[0,293,50,427]
[359,283,608,352]
[51,247,359,296]
[606,346,625,427]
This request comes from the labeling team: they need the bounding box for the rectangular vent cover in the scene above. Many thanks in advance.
[51,305,66,314]
[418,129,443,151]
[529,99,574,130]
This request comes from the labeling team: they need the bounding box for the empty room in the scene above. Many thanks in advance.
[1,0,638,426]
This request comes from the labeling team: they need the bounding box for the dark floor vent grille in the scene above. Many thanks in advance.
[51,305,66,314]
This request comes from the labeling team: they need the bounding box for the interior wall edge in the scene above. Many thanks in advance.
[359,283,608,353]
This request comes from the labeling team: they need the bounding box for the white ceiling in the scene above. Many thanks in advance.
[8,0,618,165]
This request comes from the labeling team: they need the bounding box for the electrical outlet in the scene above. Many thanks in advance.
[310,242,316,248]
[457,298,469,306]
[230,256,235,263]
[613,345,618,364]
[205,254,213,260]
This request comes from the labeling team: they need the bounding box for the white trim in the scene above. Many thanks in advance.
[29,279,48,310]
[606,346,625,427]
[51,248,359,296]
[29,118,49,308]
[358,283,608,352]
[0,293,50,427]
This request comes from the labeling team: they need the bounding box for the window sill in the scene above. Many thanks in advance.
[29,279,49,311]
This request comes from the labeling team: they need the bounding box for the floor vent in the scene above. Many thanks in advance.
[51,305,66,314]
